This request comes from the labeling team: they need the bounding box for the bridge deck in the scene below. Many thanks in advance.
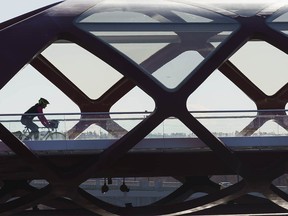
[1,136,288,155]
[0,136,288,179]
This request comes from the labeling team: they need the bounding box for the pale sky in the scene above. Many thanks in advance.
[0,0,69,114]
[1,0,287,135]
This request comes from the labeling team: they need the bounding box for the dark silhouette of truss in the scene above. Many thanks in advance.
[1,0,288,215]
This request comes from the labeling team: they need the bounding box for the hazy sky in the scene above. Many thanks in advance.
[0,0,287,135]
[0,0,69,114]
[0,0,61,23]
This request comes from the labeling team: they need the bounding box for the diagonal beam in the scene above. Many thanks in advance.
[0,124,60,182]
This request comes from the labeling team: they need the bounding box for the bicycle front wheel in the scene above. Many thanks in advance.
[46,132,66,140]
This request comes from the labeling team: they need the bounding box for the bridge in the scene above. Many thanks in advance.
[2,0,288,215]
[0,111,288,215]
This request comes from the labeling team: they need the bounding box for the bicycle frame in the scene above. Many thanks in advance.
[21,126,66,141]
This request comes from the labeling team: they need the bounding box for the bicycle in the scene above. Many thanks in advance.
[14,120,66,141]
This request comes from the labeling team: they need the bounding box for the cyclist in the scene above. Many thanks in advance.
[21,98,53,140]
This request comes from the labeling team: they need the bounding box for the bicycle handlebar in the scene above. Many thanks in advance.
[49,120,59,129]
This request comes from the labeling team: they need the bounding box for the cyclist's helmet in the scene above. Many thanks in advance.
[39,98,49,106]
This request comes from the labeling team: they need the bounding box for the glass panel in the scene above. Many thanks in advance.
[267,10,288,35]
[131,117,208,152]
[65,113,128,140]
[76,124,113,140]
[79,11,158,23]
[79,30,235,89]
[206,1,277,17]
[172,11,213,22]
[270,11,288,22]
[111,41,169,64]
[42,41,123,99]
[1,111,288,155]
[109,112,148,134]
[76,1,236,24]
[147,118,195,138]
[153,51,203,88]
[75,1,238,89]
[229,41,288,96]
[253,120,288,136]
[193,111,256,137]
[77,113,133,140]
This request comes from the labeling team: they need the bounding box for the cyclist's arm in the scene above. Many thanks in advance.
[37,107,50,128]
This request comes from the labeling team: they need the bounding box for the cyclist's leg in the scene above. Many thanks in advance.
[31,123,40,140]
[26,121,39,140]
[21,118,28,140]
[21,118,32,140]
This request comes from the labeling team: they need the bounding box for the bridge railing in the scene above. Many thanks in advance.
[0,109,287,141]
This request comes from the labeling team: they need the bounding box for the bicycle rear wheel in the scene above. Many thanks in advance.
[46,132,66,140]
[12,131,23,140]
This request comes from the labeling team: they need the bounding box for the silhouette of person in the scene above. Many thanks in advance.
[21,98,52,140]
